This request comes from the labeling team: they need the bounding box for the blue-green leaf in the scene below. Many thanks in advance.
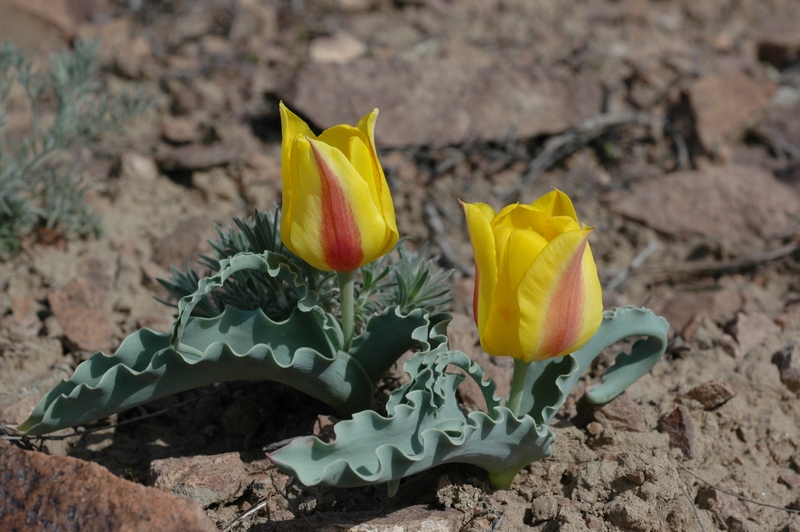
[268,347,553,489]
[519,306,670,425]
[268,306,670,491]
[17,251,452,436]
[16,306,374,436]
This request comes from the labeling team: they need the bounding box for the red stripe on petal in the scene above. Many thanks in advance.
[540,236,588,358]
[310,143,364,272]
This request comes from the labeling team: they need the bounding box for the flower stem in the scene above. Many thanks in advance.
[506,358,531,418]
[338,270,356,351]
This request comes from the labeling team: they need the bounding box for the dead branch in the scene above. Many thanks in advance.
[604,241,660,292]
[637,242,799,281]
[683,468,800,515]
[500,112,663,201]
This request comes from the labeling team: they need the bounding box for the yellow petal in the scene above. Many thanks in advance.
[279,103,316,238]
[505,228,549,291]
[478,224,524,358]
[289,137,388,271]
[462,202,497,335]
[317,124,365,158]
[493,202,549,235]
[355,109,399,254]
[542,215,582,241]
[345,135,398,256]
[279,102,316,186]
[317,110,398,257]
[517,228,603,361]
[281,137,326,269]
[529,189,579,223]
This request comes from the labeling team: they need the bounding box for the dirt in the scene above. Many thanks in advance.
[2,0,800,530]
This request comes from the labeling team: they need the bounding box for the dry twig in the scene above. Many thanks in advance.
[222,496,271,532]
[678,481,707,532]
[604,241,660,292]
[683,468,800,515]
[500,112,663,201]
[637,242,799,281]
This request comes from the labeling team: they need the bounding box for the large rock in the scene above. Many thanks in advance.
[608,165,800,242]
[0,440,216,531]
[577,392,648,432]
[151,215,216,270]
[755,17,800,68]
[688,70,772,152]
[149,453,251,508]
[659,405,695,458]
[48,276,114,353]
[728,312,780,357]
[281,51,603,147]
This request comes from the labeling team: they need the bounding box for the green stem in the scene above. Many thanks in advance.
[488,358,534,490]
[506,357,531,417]
[338,270,356,351]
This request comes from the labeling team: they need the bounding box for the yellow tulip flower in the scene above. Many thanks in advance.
[462,190,603,362]
[279,102,398,272]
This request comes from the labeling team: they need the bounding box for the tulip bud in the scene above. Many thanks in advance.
[279,102,398,272]
[462,190,603,362]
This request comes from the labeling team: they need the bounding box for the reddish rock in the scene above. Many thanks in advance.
[0,440,216,531]
[283,53,603,147]
[688,70,772,152]
[683,381,737,409]
[777,302,800,332]
[653,288,743,338]
[718,333,741,359]
[229,0,278,44]
[115,35,152,79]
[193,168,240,201]
[625,470,646,485]
[729,312,780,357]
[577,392,648,432]
[160,115,202,144]
[767,98,800,167]
[756,18,800,67]
[151,215,215,270]
[772,343,800,393]
[48,276,113,352]
[586,421,605,436]
[149,452,251,509]
[154,143,243,171]
[7,0,82,38]
[77,257,116,291]
[696,485,750,530]
[76,16,132,68]
[659,405,695,458]
[780,472,800,490]
[608,165,800,243]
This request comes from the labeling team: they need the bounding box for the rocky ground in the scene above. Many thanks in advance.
[2,0,800,530]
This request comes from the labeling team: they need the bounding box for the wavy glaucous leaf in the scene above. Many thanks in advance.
[268,306,669,492]
[17,251,448,435]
